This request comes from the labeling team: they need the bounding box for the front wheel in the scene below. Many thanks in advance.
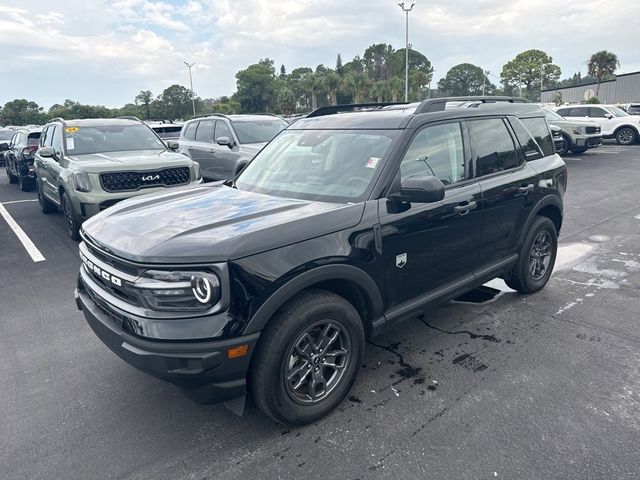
[505,216,558,294]
[558,135,570,156]
[6,163,17,184]
[615,127,637,145]
[570,146,587,154]
[249,289,365,425]
[61,191,81,241]
[18,174,33,192]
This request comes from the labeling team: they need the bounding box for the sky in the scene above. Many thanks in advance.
[0,0,638,109]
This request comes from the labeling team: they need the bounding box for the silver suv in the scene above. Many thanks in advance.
[178,114,287,180]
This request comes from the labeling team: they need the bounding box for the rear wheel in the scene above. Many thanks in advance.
[569,146,587,154]
[249,289,364,425]
[6,162,17,184]
[18,173,33,192]
[61,191,81,241]
[37,178,57,214]
[615,127,637,145]
[505,216,557,294]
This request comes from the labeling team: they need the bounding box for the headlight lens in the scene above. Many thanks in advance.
[193,161,202,181]
[132,270,221,311]
[73,171,92,192]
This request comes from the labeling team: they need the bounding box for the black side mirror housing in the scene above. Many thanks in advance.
[216,136,234,148]
[0,142,8,152]
[395,175,445,203]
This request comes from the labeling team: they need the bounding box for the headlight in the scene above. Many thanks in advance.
[571,127,582,135]
[131,270,221,311]
[193,161,202,181]
[73,171,92,192]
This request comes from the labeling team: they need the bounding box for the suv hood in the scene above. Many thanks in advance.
[68,150,191,173]
[549,119,600,129]
[82,184,364,263]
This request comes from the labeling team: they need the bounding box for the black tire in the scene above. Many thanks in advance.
[37,178,57,214]
[61,191,81,241]
[505,216,557,294]
[615,127,637,146]
[558,134,570,156]
[569,146,587,154]
[249,289,365,425]
[6,163,17,184]
[18,174,33,192]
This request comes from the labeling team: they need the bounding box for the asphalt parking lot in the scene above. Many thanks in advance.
[2,143,640,480]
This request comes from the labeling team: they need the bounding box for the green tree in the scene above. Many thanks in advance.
[235,59,279,113]
[324,70,340,105]
[335,54,344,76]
[0,99,46,125]
[390,48,434,82]
[152,85,198,119]
[500,49,561,100]
[342,72,371,103]
[387,76,404,102]
[48,100,112,120]
[587,50,619,98]
[135,90,153,119]
[438,63,495,96]
[289,67,314,111]
[363,43,395,81]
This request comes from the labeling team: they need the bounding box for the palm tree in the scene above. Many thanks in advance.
[387,77,404,102]
[372,81,388,103]
[587,51,619,98]
[343,72,371,103]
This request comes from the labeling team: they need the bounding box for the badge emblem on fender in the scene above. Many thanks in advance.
[396,253,407,268]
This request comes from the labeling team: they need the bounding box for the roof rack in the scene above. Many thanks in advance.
[306,102,409,118]
[49,117,65,123]
[414,96,528,114]
[189,113,229,120]
[117,116,141,121]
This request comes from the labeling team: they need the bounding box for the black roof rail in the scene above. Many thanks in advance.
[117,116,141,121]
[306,102,410,118]
[189,113,229,120]
[414,96,528,114]
[48,117,65,123]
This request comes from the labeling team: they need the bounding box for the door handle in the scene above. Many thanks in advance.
[454,201,477,215]
[209,149,215,153]
[518,184,534,194]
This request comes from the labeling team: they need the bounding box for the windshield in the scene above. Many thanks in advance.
[543,109,565,121]
[64,124,166,155]
[27,133,41,146]
[231,118,288,144]
[608,106,629,117]
[236,129,400,203]
[0,129,14,141]
[628,105,640,114]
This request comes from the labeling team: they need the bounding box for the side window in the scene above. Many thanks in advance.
[556,108,570,117]
[214,120,233,141]
[567,107,587,117]
[195,120,214,143]
[50,126,62,155]
[589,107,607,118]
[399,122,465,185]
[520,117,554,157]
[40,127,49,147]
[183,122,197,141]
[509,118,542,160]
[9,133,17,147]
[467,118,519,178]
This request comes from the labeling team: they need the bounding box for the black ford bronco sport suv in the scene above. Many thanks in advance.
[75,97,566,425]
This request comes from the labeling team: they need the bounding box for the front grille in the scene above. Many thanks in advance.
[100,166,190,192]
[586,126,600,134]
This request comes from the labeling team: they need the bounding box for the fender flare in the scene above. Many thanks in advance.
[243,264,384,335]
[518,195,563,247]
[613,124,640,137]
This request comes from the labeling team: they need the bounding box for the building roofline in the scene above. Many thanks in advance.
[542,70,640,93]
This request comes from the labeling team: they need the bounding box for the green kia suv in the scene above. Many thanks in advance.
[34,118,202,240]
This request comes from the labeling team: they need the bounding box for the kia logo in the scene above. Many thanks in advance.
[142,174,160,182]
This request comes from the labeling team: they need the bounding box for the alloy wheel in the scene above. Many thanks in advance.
[529,230,553,280]
[617,128,634,145]
[284,321,351,404]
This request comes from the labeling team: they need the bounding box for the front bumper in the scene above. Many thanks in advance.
[75,280,259,405]
[574,135,603,149]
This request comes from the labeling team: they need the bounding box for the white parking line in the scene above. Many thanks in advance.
[2,199,38,205]
[0,202,46,262]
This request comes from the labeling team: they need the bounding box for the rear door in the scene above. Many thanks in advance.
[468,117,538,263]
[190,120,216,179]
[378,121,483,309]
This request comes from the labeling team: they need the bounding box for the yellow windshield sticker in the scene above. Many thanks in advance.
[65,127,79,134]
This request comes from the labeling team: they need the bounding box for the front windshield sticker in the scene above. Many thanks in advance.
[366,157,380,169]
[65,127,79,134]
[66,138,75,150]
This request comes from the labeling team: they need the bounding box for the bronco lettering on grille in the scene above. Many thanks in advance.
[80,252,123,287]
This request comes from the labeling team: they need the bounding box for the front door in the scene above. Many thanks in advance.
[210,120,241,179]
[190,120,216,179]
[378,121,483,310]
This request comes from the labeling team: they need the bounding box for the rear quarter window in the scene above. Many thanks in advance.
[27,132,41,146]
[520,117,554,157]
[183,122,197,141]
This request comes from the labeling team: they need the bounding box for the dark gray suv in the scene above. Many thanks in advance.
[178,114,287,180]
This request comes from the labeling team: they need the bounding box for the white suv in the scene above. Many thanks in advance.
[554,104,639,145]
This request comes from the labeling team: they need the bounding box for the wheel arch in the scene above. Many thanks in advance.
[519,195,563,247]
[243,265,384,337]
[613,124,640,137]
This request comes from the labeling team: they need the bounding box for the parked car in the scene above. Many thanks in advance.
[147,121,183,142]
[75,96,566,425]
[4,127,42,191]
[178,113,288,180]
[554,104,639,145]
[550,124,564,153]
[627,104,640,116]
[543,108,602,155]
[0,128,15,166]
[34,117,202,240]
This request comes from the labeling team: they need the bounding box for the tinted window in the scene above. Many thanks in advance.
[567,107,588,117]
[183,122,197,141]
[0,129,13,142]
[628,105,640,114]
[152,126,182,139]
[63,124,165,156]
[608,106,629,117]
[468,119,519,177]
[400,122,465,185]
[214,120,233,141]
[520,118,554,157]
[195,120,214,143]
[509,118,542,160]
[232,118,288,144]
[51,126,62,155]
[27,132,41,146]
[589,107,607,118]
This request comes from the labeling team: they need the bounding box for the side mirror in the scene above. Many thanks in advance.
[396,175,445,203]
[604,113,613,119]
[0,142,8,151]
[235,160,249,176]
[216,136,234,148]
[38,146,55,158]
[166,139,179,151]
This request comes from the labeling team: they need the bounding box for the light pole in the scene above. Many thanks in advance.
[540,60,546,102]
[482,70,490,96]
[398,2,415,102]
[184,61,196,117]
